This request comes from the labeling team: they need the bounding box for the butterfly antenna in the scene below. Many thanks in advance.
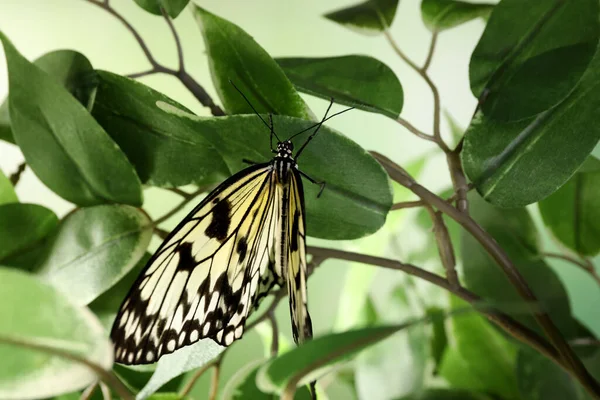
[228,80,281,143]
[288,106,354,141]
[295,98,335,159]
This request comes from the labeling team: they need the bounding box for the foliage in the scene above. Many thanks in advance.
[1,0,599,399]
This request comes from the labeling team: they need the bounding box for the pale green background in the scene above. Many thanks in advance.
[1,0,599,398]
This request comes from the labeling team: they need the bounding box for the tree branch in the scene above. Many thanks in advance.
[267,311,280,356]
[152,186,209,226]
[424,205,460,288]
[543,252,600,287]
[422,31,438,72]
[370,151,600,397]
[161,8,184,72]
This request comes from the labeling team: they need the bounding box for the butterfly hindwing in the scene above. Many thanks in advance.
[111,164,283,365]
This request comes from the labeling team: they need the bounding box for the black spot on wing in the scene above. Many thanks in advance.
[177,242,197,272]
[290,209,300,251]
[205,200,230,241]
[236,236,248,263]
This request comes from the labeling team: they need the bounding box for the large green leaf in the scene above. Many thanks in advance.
[539,157,600,257]
[460,193,577,339]
[0,34,142,206]
[0,168,18,205]
[158,103,392,239]
[439,296,521,399]
[36,205,152,306]
[469,0,599,121]
[194,6,311,118]
[133,0,189,18]
[0,49,97,144]
[276,55,403,118]
[0,268,112,399]
[420,0,494,32]
[91,70,230,187]
[462,49,600,207]
[324,0,399,35]
[0,203,58,263]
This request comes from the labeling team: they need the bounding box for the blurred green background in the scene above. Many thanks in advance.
[1,1,599,399]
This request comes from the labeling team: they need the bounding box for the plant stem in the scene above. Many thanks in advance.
[179,358,219,397]
[424,205,460,288]
[9,162,26,186]
[370,151,600,398]
[267,311,279,356]
[543,252,600,287]
[152,186,209,226]
[422,31,438,72]
[391,200,424,210]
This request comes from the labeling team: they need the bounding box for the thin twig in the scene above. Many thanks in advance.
[80,382,98,400]
[424,205,460,288]
[126,69,160,79]
[370,151,600,398]
[0,335,133,400]
[209,353,225,400]
[179,356,220,397]
[247,289,286,331]
[154,227,169,240]
[9,162,26,186]
[396,117,437,143]
[267,311,279,356]
[391,200,424,210]
[161,8,185,72]
[153,186,208,226]
[168,187,192,199]
[422,31,438,73]
[543,252,600,287]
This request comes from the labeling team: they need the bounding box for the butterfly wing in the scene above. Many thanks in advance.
[278,169,313,344]
[111,163,283,365]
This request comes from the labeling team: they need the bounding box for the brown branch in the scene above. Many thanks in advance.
[152,186,208,226]
[424,205,460,288]
[161,8,184,72]
[543,252,600,287]
[267,311,279,356]
[179,352,225,398]
[168,187,193,199]
[370,151,600,398]
[422,31,438,73]
[391,200,424,210]
[209,353,225,400]
[395,117,437,143]
[9,162,26,186]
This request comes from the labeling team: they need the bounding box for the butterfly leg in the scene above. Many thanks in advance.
[299,170,326,198]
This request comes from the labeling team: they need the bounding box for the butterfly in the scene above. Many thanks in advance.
[110,88,351,365]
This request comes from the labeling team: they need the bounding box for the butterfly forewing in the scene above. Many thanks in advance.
[111,164,283,365]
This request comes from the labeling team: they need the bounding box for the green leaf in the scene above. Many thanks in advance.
[539,157,600,256]
[469,0,599,121]
[0,203,58,262]
[257,325,405,395]
[426,307,448,374]
[0,268,112,399]
[516,347,581,400]
[0,49,98,144]
[133,0,189,18]
[138,341,224,399]
[420,0,494,32]
[324,0,399,35]
[113,362,184,394]
[439,296,520,399]
[0,168,18,205]
[397,389,492,400]
[276,55,403,118]
[461,193,577,339]
[91,71,230,187]
[36,205,152,306]
[462,49,600,207]
[193,7,311,118]
[0,33,143,206]
[158,105,392,239]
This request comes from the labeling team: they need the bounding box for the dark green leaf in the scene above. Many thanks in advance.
[158,104,392,239]
[257,325,404,395]
[133,0,189,18]
[461,193,577,338]
[397,389,492,400]
[439,296,520,399]
[516,347,580,400]
[113,362,184,394]
[469,0,599,121]
[91,71,230,187]
[193,6,310,118]
[0,203,58,262]
[0,168,18,205]
[0,49,97,144]
[277,55,402,118]
[324,0,399,35]
[421,0,494,32]
[462,49,600,207]
[0,268,112,398]
[427,307,448,374]
[36,205,152,306]
[539,157,600,256]
[0,33,142,206]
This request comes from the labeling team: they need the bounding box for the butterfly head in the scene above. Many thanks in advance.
[276,140,294,159]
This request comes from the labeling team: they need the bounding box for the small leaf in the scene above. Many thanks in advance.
[91,71,230,187]
[157,106,393,239]
[0,99,13,144]
[0,34,143,206]
[0,268,113,399]
[0,168,18,204]
[324,0,399,35]
[138,341,224,399]
[439,296,520,399]
[539,157,600,256]
[277,55,403,118]
[427,306,448,374]
[0,203,58,263]
[460,193,577,339]
[469,0,599,121]
[133,0,189,18]
[462,48,600,207]
[397,389,493,400]
[421,0,494,32]
[257,325,405,395]
[36,205,152,306]
[193,7,311,118]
